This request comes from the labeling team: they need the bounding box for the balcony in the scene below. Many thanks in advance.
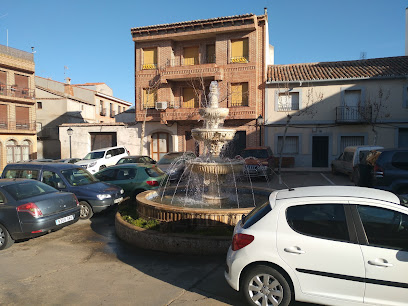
[336,106,372,123]
[0,120,36,133]
[230,56,249,63]
[0,85,35,100]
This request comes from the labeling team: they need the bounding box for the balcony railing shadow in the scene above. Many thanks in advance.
[336,106,372,123]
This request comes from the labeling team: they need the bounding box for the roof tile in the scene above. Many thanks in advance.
[267,56,408,82]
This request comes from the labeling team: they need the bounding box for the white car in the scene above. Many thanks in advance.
[225,186,408,306]
[75,146,129,174]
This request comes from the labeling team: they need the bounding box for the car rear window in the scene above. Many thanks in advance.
[392,152,408,170]
[3,180,56,200]
[145,167,165,178]
[61,168,97,186]
[242,201,272,229]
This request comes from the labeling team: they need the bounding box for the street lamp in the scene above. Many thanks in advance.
[256,115,264,146]
[67,127,73,158]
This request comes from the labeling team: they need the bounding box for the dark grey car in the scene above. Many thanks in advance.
[157,152,196,181]
[371,148,408,194]
[0,179,80,250]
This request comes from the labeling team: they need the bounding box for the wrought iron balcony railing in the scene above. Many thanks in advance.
[336,106,372,123]
[0,120,36,131]
[0,85,35,99]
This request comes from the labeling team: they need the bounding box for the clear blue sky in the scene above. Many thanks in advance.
[1,0,406,105]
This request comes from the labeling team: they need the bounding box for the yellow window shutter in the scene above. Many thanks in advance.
[143,48,157,69]
[183,88,196,108]
[184,47,199,65]
[143,89,157,108]
[231,39,248,63]
[231,83,242,105]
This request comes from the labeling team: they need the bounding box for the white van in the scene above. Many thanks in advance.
[331,145,383,182]
[75,146,129,174]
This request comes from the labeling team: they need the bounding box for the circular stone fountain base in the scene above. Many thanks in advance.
[201,194,228,206]
[136,186,272,227]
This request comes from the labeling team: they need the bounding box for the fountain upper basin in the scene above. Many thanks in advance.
[191,128,236,142]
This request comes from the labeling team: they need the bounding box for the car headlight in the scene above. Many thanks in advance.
[120,189,124,194]
[97,194,112,200]
[89,161,97,167]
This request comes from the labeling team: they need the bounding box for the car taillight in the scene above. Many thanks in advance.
[146,181,159,186]
[73,195,79,206]
[374,164,384,177]
[232,233,254,251]
[17,202,43,218]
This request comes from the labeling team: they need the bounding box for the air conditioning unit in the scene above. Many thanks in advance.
[155,101,168,110]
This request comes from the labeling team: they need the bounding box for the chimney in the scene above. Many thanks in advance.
[264,7,267,15]
[406,8,408,55]
[65,77,71,84]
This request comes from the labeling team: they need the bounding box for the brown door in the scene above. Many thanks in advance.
[90,133,117,150]
[151,132,169,161]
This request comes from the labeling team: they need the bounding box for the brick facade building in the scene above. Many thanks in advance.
[0,44,37,170]
[131,10,271,159]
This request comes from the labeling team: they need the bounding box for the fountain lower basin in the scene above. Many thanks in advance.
[136,186,272,227]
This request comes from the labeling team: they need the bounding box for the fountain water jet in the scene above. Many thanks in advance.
[189,81,244,206]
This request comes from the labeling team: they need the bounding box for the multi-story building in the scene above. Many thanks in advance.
[72,83,132,123]
[36,77,132,159]
[265,56,408,168]
[131,10,272,160]
[0,44,37,170]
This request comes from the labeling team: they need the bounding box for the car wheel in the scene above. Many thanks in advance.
[99,165,106,171]
[241,265,292,306]
[0,224,14,250]
[79,201,94,219]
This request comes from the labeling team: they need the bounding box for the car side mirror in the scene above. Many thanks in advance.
[106,154,112,159]
[57,181,66,189]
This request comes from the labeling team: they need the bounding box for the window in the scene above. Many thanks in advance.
[118,105,121,114]
[206,44,215,63]
[100,100,105,116]
[183,46,199,66]
[340,136,364,153]
[14,74,29,98]
[15,106,30,129]
[286,204,350,241]
[277,92,299,111]
[94,168,116,181]
[7,140,30,163]
[231,38,248,63]
[231,83,248,107]
[110,103,114,117]
[42,171,65,189]
[277,136,299,154]
[116,168,136,180]
[357,205,408,250]
[143,88,157,109]
[182,87,198,108]
[20,169,38,180]
[37,102,42,109]
[0,71,6,94]
[142,47,157,70]
[0,104,7,128]
[151,132,169,161]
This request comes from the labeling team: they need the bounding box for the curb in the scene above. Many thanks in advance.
[115,212,232,255]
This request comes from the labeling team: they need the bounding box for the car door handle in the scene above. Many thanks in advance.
[368,259,393,268]
[284,246,305,255]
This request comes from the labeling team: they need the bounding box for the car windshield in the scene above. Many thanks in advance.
[3,180,56,201]
[157,153,185,165]
[117,157,140,164]
[83,151,105,160]
[61,168,97,186]
[146,167,165,177]
[241,149,268,159]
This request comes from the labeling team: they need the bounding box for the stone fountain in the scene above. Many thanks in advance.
[135,81,272,227]
[189,81,244,205]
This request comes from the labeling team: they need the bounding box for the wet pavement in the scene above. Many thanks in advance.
[0,171,351,305]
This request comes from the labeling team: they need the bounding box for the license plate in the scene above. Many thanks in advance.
[114,197,123,204]
[55,215,74,225]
